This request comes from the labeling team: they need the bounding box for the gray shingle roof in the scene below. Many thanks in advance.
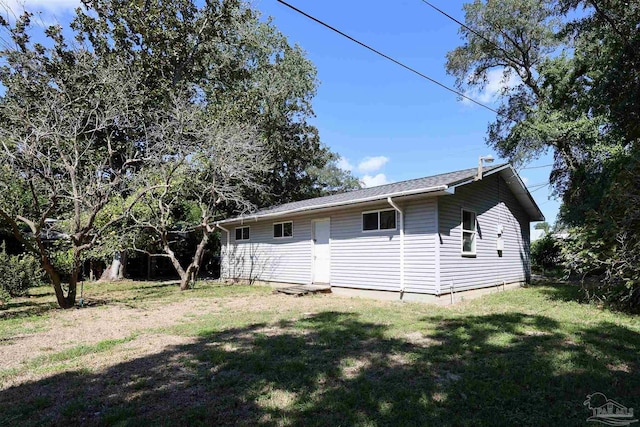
[220,163,512,223]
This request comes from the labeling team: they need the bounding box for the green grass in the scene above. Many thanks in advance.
[27,336,136,368]
[0,315,48,341]
[1,280,639,426]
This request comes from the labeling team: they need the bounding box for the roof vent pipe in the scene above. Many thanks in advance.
[476,155,495,180]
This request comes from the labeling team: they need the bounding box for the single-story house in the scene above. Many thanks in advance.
[216,163,544,302]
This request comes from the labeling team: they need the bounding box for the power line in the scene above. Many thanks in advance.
[419,1,501,54]
[520,164,553,170]
[529,183,550,193]
[276,0,499,114]
[419,0,533,74]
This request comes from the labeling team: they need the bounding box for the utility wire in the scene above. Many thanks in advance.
[277,0,558,184]
[520,164,553,170]
[420,1,501,54]
[276,0,499,114]
[419,0,532,73]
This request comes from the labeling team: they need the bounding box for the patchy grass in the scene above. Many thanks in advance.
[0,280,639,426]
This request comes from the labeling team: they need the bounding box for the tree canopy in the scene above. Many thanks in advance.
[0,1,359,307]
[448,0,640,310]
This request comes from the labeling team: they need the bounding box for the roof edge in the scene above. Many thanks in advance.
[216,184,449,225]
[487,165,545,221]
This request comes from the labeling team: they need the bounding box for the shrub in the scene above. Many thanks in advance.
[531,234,562,273]
[0,243,43,302]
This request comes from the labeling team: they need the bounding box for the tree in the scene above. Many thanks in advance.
[69,0,359,286]
[534,222,550,234]
[72,0,358,211]
[129,96,266,290]
[0,14,147,308]
[447,0,640,310]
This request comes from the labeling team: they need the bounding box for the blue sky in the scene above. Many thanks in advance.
[3,0,559,232]
[258,0,558,232]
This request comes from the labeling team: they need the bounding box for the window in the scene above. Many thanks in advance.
[273,221,293,238]
[362,209,397,231]
[461,210,476,255]
[235,226,250,241]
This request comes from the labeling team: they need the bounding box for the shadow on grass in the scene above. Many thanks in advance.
[1,311,638,426]
[530,279,586,304]
[0,299,60,320]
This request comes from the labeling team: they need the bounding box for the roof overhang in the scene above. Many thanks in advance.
[216,184,449,225]
[448,164,545,222]
[216,164,545,226]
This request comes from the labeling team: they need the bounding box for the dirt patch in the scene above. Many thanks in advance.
[0,298,219,373]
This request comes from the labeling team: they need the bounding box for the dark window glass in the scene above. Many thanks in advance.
[380,210,396,229]
[363,212,378,231]
[273,223,283,238]
[463,211,475,231]
[236,227,249,240]
[283,222,293,237]
[462,211,476,254]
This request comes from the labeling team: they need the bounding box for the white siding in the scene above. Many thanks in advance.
[221,215,313,284]
[438,174,530,293]
[220,175,531,296]
[330,203,401,291]
[403,199,437,293]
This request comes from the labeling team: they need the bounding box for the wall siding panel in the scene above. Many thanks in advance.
[221,215,313,285]
[438,174,530,293]
[222,198,439,293]
[220,173,531,296]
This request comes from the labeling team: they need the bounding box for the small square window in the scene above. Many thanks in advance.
[363,212,378,231]
[235,226,250,241]
[273,221,293,238]
[380,210,396,230]
[283,222,293,237]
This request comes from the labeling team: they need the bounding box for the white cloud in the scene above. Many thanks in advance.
[463,68,520,105]
[357,156,389,174]
[336,156,353,172]
[361,173,388,188]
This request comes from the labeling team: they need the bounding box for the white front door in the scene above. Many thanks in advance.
[313,219,330,283]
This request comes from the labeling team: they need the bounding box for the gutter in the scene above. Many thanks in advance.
[218,184,449,225]
[215,223,231,280]
[387,197,405,297]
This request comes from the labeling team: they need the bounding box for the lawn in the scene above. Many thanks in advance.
[1,280,638,426]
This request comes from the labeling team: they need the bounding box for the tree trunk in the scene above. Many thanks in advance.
[99,250,126,282]
[42,258,75,309]
[164,244,190,289]
[179,233,209,290]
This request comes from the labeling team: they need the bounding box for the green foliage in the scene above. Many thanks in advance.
[449,0,640,311]
[533,221,550,233]
[72,0,357,213]
[560,155,640,312]
[530,234,562,273]
[0,243,43,302]
[49,243,75,279]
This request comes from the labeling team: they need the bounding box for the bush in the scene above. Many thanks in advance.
[0,243,43,302]
[531,234,563,273]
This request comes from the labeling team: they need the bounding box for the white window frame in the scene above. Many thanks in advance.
[235,226,250,241]
[273,221,294,239]
[362,208,397,232]
[461,209,477,256]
